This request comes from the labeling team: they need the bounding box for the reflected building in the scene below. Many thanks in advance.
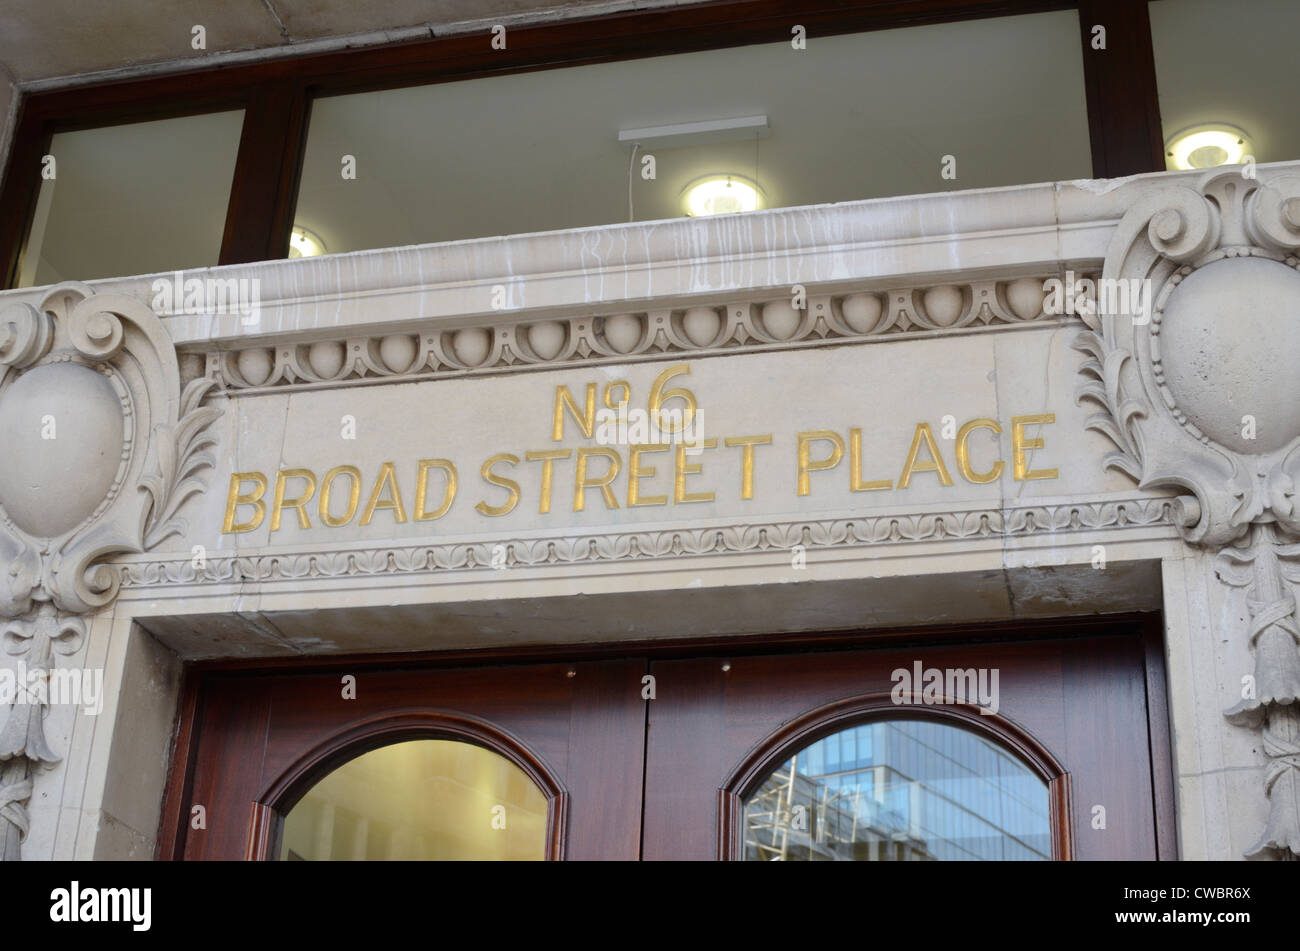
[745,721,1051,861]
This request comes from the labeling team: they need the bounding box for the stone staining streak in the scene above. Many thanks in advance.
[1075,168,1300,858]
[202,275,1076,394]
[0,284,223,861]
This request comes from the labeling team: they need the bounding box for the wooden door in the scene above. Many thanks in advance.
[164,658,648,860]
[162,617,1172,860]
[641,622,1174,860]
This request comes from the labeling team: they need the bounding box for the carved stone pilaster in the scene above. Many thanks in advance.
[1075,168,1300,858]
[0,283,221,860]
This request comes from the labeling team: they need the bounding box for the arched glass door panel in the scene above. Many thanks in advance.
[743,719,1051,861]
[278,739,548,860]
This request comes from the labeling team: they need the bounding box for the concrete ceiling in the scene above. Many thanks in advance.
[0,0,621,84]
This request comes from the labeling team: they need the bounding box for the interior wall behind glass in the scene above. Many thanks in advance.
[1150,0,1300,169]
[295,9,1090,255]
[18,110,245,286]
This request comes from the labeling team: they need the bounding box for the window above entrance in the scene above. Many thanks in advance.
[4,0,1158,289]
[292,10,1089,255]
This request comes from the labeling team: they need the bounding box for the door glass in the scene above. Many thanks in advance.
[743,720,1050,860]
[278,739,548,860]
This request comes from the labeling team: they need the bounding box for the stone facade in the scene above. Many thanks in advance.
[0,162,1297,859]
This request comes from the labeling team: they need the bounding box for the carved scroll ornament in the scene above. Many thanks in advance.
[1076,168,1300,857]
[0,283,221,859]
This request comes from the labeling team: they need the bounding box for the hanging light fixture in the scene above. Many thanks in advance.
[289,226,327,258]
[1165,124,1252,170]
[681,174,763,217]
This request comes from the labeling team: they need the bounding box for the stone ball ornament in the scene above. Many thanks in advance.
[1075,168,1300,857]
[1156,255,1300,456]
[0,362,126,538]
[0,283,222,618]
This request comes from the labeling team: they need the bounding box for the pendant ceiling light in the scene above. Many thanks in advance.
[289,226,327,258]
[681,174,763,217]
[1165,124,1252,170]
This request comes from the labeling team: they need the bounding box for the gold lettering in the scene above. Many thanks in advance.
[628,444,670,507]
[573,447,621,511]
[849,428,891,492]
[955,418,1004,484]
[898,423,954,488]
[415,459,457,520]
[361,461,408,525]
[1011,413,1058,481]
[603,381,630,410]
[318,465,361,528]
[271,468,317,532]
[797,431,844,496]
[524,449,571,514]
[674,438,718,503]
[725,434,772,500]
[648,363,697,434]
[221,472,267,534]
[476,453,521,516]
[553,383,596,441]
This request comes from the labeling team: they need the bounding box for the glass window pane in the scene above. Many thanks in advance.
[294,10,1089,256]
[278,739,548,860]
[742,719,1051,861]
[17,109,244,287]
[1151,0,1300,170]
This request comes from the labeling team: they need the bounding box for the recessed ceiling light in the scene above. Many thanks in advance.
[289,226,326,258]
[1165,124,1251,170]
[682,174,763,217]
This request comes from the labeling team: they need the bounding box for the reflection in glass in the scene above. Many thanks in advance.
[743,720,1051,861]
[278,739,547,860]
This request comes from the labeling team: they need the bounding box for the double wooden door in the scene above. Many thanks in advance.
[161,616,1174,860]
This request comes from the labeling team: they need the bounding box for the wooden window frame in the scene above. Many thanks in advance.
[0,0,1163,289]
